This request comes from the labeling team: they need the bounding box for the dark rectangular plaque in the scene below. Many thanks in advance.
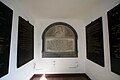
[86,17,104,67]
[0,1,13,78]
[17,16,34,68]
[107,4,120,75]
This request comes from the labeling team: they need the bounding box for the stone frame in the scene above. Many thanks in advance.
[42,22,78,58]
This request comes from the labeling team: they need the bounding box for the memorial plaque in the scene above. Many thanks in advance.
[17,16,34,68]
[45,38,75,52]
[86,17,104,67]
[107,4,120,75]
[0,1,13,78]
[42,22,78,58]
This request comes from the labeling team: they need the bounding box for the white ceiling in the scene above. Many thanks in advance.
[20,0,103,19]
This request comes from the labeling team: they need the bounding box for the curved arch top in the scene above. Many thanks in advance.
[42,22,78,58]
[42,22,78,39]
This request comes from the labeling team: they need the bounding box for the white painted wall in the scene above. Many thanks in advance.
[0,0,35,80]
[34,19,86,74]
[1,0,120,80]
[84,0,120,80]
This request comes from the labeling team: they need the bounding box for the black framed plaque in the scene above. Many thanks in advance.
[17,16,34,68]
[107,4,120,75]
[86,17,104,67]
[0,1,13,78]
[42,22,78,58]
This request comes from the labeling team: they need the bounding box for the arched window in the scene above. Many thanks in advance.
[42,22,78,58]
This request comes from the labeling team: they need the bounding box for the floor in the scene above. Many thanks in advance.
[30,74,91,80]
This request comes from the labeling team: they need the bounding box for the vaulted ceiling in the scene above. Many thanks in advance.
[20,0,106,19]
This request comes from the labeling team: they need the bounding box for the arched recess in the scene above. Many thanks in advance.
[42,22,78,58]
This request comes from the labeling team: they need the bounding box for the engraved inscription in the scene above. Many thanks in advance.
[87,23,102,54]
[45,38,74,52]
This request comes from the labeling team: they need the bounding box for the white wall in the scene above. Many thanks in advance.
[84,0,120,80]
[0,0,35,80]
[34,19,86,74]
[1,0,120,80]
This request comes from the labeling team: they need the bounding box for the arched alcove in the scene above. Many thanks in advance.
[42,22,78,58]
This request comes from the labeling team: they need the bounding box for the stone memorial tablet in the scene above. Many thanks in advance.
[42,22,78,58]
